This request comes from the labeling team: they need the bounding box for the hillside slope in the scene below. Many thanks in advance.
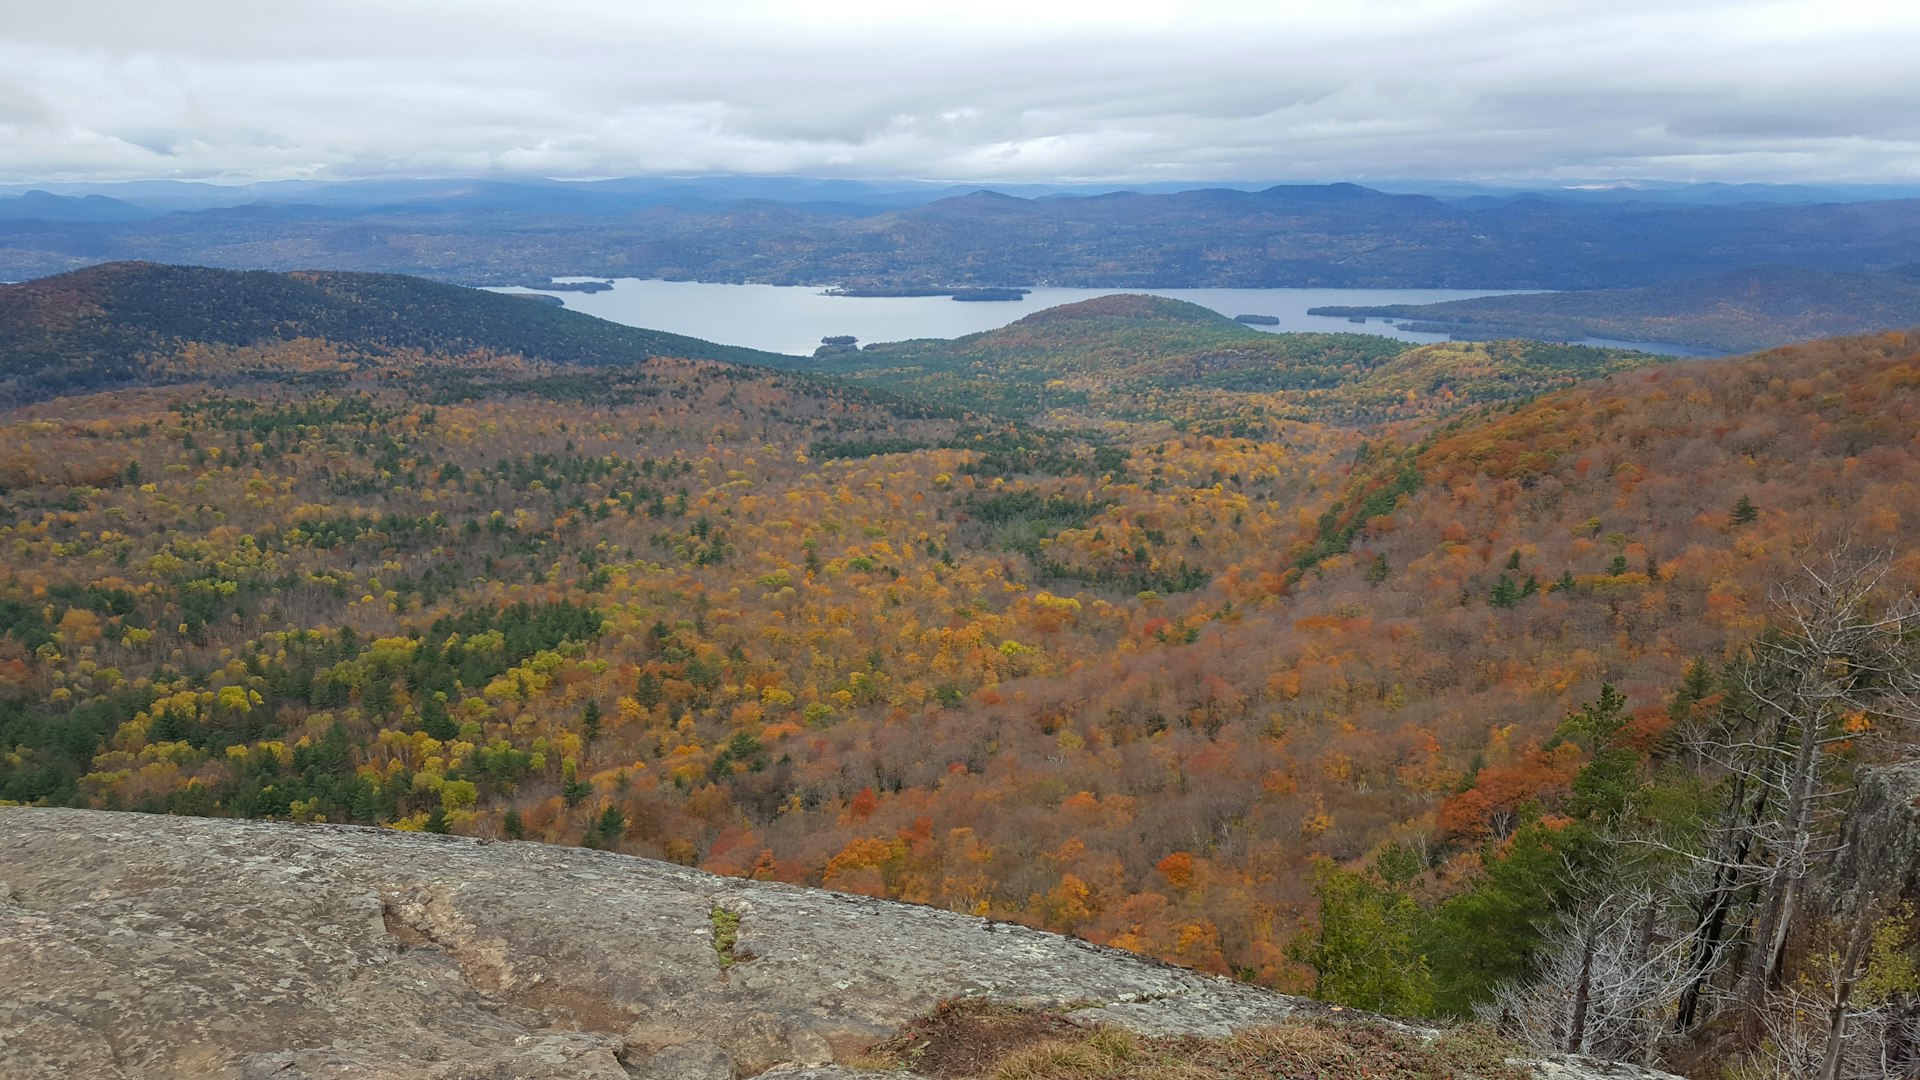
[0,262,792,402]
[0,807,1675,1079]
[787,293,1650,421]
[1,258,1916,1075]
[1309,264,1920,352]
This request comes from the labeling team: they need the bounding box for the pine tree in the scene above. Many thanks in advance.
[1490,573,1521,609]
[148,708,190,744]
[582,699,602,743]
[1419,822,1597,1015]
[1732,494,1759,524]
[350,783,381,823]
[1669,659,1715,722]
[591,804,626,847]
[502,808,524,840]
[424,805,451,834]
[634,671,662,707]
[1559,684,1638,825]
[1294,857,1436,1016]
[419,696,458,742]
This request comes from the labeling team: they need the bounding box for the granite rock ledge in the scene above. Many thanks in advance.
[0,808,1678,1079]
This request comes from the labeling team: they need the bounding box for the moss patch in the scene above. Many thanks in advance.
[709,906,740,967]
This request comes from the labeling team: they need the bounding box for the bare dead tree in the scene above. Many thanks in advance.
[1744,916,1919,1080]
[1732,550,1920,1015]
[1477,876,1697,1064]
[1814,899,1892,1080]
[1623,545,1920,1040]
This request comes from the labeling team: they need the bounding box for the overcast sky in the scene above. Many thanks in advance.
[3,0,1918,185]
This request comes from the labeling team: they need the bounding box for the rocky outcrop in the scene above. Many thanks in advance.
[1833,761,1920,902]
[0,808,1677,1079]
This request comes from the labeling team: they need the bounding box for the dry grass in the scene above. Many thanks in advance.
[858,999,1535,1080]
[855,999,1090,1076]
[987,1027,1210,1080]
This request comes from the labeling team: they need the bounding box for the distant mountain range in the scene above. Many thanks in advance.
[8,180,1920,291]
[0,190,163,223]
[1307,265,1920,353]
[10,174,1920,212]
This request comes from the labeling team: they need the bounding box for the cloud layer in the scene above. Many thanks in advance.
[4,0,1917,184]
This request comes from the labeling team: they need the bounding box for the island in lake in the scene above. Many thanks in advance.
[526,279,614,293]
[826,284,1031,301]
[1233,313,1280,325]
[815,334,860,357]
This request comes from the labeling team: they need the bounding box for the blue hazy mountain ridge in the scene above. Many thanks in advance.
[0,190,165,223]
[6,181,1920,293]
[10,175,1920,210]
[0,176,1020,214]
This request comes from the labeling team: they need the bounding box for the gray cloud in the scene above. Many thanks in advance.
[0,0,1916,184]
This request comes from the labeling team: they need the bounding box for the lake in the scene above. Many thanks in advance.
[488,279,1710,357]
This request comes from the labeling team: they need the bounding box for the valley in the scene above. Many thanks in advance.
[11,4,1919,1075]
[2,263,1917,1076]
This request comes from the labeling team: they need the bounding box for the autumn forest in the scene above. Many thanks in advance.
[3,262,1919,1078]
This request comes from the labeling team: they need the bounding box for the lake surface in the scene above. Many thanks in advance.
[489,279,1708,357]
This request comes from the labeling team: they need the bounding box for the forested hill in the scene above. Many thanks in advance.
[0,262,792,402]
[1308,264,1920,353]
[0,322,1915,1078]
[786,292,1653,420]
[797,292,1416,407]
[1263,329,1920,1074]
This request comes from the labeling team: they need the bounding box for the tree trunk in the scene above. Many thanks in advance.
[1568,925,1597,1055]
[1679,774,1766,1032]
[1633,900,1661,1062]
[1744,702,1825,1013]
[1818,902,1879,1080]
